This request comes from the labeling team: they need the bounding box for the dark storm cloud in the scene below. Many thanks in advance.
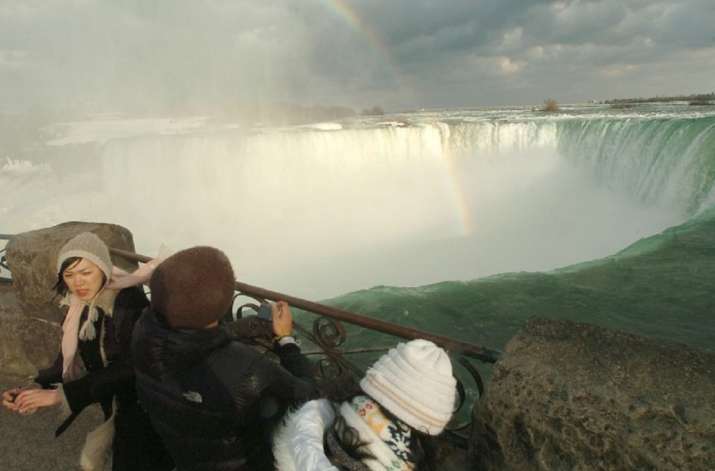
[360,0,715,105]
[0,0,713,112]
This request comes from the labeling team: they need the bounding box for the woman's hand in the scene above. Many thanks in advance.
[13,389,61,415]
[272,301,293,338]
[1,387,23,411]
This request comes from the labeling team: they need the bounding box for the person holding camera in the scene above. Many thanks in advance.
[131,245,318,471]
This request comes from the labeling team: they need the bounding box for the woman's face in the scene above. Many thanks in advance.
[62,258,105,301]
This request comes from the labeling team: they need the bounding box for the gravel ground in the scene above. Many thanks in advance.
[0,374,109,471]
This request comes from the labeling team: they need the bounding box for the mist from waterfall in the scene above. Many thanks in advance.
[3,106,713,299]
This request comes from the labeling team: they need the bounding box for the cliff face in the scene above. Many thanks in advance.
[470,318,715,470]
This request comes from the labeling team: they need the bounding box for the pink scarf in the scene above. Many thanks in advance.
[61,259,161,381]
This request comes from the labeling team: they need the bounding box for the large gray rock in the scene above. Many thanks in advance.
[5,222,138,322]
[0,283,62,376]
[470,318,715,471]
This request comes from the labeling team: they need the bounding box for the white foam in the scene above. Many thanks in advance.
[376,121,407,127]
[299,122,343,131]
[45,116,208,146]
[1,157,50,175]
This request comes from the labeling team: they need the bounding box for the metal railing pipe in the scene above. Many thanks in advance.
[110,247,502,363]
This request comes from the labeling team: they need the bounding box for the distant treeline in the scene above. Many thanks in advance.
[604,93,715,104]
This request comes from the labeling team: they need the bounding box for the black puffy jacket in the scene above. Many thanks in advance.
[131,308,318,471]
[36,287,174,471]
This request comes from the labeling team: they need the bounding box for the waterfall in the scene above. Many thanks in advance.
[4,110,714,297]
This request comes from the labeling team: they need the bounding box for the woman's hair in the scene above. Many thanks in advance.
[326,394,440,471]
[327,401,374,462]
[52,256,107,297]
[410,429,440,471]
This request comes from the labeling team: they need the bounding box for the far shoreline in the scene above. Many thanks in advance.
[603,92,714,105]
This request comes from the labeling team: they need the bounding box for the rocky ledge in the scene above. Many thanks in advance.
[470,318,715,470]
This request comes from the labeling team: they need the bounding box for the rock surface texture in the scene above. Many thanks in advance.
[470,318,715,471]
[1,222,137,376]
[0,373,108,470]
[0,284,55,376]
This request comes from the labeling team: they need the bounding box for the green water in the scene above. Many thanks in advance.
[556,116,715,214]
[312,208,714,353]
[292,202,715,417]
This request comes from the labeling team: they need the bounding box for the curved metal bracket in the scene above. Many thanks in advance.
[458,356,485,398]
[0,248,12,284]
[445,356,486,434]
[313,316,347,350]
[234,302,260,321]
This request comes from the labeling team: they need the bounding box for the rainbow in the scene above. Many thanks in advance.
[320,0,400,78]
[442,130,475,236]
[322,1,472,235]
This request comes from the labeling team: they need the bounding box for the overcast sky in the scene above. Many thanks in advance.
[1,0,714,113]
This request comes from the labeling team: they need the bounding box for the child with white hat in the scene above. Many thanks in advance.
[273,339,457,471]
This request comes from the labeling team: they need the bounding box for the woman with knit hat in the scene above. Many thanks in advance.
[273,339,457,471]
[1,232,173,471]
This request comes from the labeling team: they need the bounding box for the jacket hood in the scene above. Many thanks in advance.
[134,308,232,377]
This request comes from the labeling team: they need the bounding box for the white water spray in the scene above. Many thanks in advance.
[4,110,710,298]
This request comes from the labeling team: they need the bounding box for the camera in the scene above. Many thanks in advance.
[256,302,273,321]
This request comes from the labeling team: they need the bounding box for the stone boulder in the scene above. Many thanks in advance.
[0,284,61,376]
[5,221,138,322]
[470,318,715,470]
[1,222,138,376]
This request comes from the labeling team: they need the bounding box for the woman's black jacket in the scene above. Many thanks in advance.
[35,286,173,471]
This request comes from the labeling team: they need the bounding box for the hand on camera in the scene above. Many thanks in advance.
[271,301,293,338]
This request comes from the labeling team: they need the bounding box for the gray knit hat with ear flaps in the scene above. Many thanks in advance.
[150,246,236,329]
[56,232,113,280]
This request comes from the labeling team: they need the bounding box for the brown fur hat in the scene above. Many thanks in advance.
[150,246,235,329]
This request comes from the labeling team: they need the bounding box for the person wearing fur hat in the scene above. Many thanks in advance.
[1,231,174,471]
[131,245,319,471]
[272,339,457,471]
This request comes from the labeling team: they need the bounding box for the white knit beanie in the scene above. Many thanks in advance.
[56,232,113,280]
[359,339,456,436]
